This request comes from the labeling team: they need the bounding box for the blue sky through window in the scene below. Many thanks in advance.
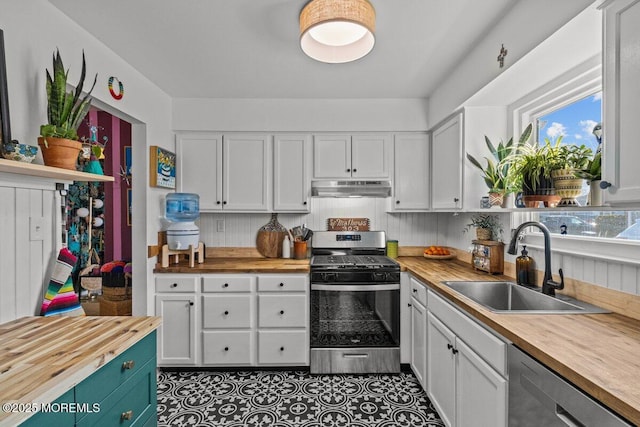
[536,92,602,152]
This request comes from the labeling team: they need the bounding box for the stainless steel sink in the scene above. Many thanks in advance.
[441,281,609,314]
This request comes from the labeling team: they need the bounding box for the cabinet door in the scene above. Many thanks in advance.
[155,295,196,365]
[177,133,223,211]
[223,134,270,211]
[427,312,456,427]
[313,134,352,178]
[410,298,427,389]
[351,134,390,178]
[431,114,463,210]
[393,134,430,210]
[274,134,310,211]
[456,339,507,427]
[400,273,412,364]
[603,0,640,204]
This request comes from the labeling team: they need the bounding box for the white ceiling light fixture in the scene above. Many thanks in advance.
[300,0,376,64]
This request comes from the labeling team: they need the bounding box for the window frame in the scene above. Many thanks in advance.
[508,59,640,267]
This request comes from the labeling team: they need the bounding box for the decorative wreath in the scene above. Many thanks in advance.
[108,76,124,100]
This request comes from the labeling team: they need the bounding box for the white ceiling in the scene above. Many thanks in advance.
[48,0,515,99]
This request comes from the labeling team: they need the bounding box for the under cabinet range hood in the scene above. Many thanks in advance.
[311,180,392,198]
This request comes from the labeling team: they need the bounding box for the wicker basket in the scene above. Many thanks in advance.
[476,228,492,241]
[102,284,131,301]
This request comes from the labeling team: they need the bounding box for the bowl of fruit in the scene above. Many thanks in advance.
[423,245,455,260]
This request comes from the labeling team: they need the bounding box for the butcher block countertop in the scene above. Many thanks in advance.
[398,256,640,425]
[154,257,310,273]
[0,316,161,426]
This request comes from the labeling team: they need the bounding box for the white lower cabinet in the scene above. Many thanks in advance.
[156,273,309,367]
[409,276,428,388]
[155,276,198,366]
[427,289,507,427]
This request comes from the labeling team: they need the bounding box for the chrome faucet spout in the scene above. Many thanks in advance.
[508,221,564,296]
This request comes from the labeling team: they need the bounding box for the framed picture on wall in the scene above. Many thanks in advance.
[127,188,132,226]
[149,146,176,189]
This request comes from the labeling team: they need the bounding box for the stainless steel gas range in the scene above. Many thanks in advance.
[309,231,401,374]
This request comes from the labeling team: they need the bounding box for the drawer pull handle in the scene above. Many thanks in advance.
[280,346,285,351]
[279,310,285,315]
[223,283,229,288]
[121,410,133,421]
[224,347,229,351]
[224,310,229,315]
[122,360,135,370]
[412,289,417,293]
[171,283,178,288]
[279,282,284,287]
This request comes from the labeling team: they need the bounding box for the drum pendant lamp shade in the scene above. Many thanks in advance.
[300,0,376,63]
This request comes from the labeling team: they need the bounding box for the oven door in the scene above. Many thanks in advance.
[310,283,400,349]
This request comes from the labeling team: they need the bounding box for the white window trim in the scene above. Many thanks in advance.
[508,57,640,264]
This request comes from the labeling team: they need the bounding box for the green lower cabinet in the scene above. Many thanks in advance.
[20,388,76,427]
[19,331,157,427]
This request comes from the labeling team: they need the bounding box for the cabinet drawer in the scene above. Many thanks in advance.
[202,295,253,328]
[202,331,253,365]
[156,276,198,293]
[258,275,308,292]
[428,290,507,375]
[258,330,308,365]
[77,359,156,427]
[409,276,428,306]
[202,275,254,292]
[258,294,307,328]
[76,332,156,407]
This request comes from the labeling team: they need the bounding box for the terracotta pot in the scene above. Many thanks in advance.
[38,137,82,170]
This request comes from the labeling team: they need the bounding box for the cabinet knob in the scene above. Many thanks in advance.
[121,410,133,421]
[303,201,307,205]
[452,348,459,355]
[279,282,284,287]
[189,301,194,306]
[346,168,351,172]
[279,310,285,315]
[171,283,178,288]
[223,283,229,288]
[447,343,453,350]
[454,197,460,202]
[396,200,400,204]
[223,201,227,205]
[224,347,229,351]
[600,180,612,189]
[122,360,135,370]
[280,346,285,351]
[216,201,221,205]
[352,168,357,173]
[407,303,412,307]
[412,288,417,293]
[224,310,229,315]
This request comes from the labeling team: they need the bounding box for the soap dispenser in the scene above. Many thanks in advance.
[516,245,536,286]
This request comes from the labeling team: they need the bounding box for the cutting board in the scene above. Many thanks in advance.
[256,230,287,258]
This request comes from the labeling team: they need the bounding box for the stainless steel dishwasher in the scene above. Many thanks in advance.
[508,345,632,426]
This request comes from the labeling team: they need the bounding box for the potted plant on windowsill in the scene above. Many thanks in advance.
[575,151,602,206]
[550,142,592,206]
[38,49,97,170]
[467,124,532,208]
[463,213,503,241]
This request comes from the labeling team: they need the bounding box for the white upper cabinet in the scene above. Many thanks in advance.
[392,133,430,211]
[273,134,311,212]
[223,134,271,211]
[313,134,390,179]
[176,133,270,211]
[602,0,640,204]
[431,113,463,210]
[177,133,223,211]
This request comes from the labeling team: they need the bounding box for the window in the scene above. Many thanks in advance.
[526,92,640,241]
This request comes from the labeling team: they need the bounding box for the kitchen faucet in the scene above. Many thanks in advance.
[507,221,564,296]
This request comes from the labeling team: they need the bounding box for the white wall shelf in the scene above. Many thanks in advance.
[0,159,114,183]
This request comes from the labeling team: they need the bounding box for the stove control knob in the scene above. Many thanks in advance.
[372,272,386,281]
[322,272,337,282]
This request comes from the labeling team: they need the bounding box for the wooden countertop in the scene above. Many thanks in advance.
[397,256,640,425]
[154,257,310,273]
[0,316,161,426]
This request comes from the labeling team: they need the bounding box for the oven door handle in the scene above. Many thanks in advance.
[311,284,400,291]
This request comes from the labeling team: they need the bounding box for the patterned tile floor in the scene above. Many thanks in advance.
[157,370,445,426]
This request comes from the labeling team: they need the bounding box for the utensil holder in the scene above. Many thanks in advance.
[294,241,307,260]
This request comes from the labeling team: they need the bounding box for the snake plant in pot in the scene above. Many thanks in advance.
[38,49,97,170]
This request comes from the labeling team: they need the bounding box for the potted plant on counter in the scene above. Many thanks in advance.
[550,142,593,206]
[463,213,503,241]
[575,151,602,206]
[467,123,532,208]
[38,49,97,170]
